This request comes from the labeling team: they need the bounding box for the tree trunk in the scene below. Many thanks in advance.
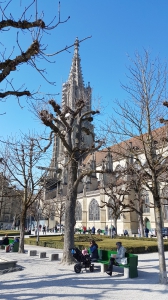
[155,202,167,284]
[62,159,78,263]
[113,218,117,235]
[59,216,62,233]
[139,213,144,237]
[19,210,26,253]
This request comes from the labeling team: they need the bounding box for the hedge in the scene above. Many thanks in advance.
[25,235,168,254]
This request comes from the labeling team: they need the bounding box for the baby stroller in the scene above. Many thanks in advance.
[70,247,94,273]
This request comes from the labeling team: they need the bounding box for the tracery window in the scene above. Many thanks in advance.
[142,190,150,213]
[162,186,168,220]
[89,199,100,221]
[75,201,82,221]
[114,164,124,178]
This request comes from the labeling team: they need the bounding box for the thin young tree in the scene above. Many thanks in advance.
[0,134,50,253]
[100,176,132,235]
[107,50,168,284]
[54,194,65,232]
[101,160,154,238]
[0,154,22,226]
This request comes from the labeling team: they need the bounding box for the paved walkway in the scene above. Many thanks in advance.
[0,245,168,300]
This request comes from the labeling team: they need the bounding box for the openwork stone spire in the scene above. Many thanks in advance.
[68,37,84,87]
[62,37,87,109]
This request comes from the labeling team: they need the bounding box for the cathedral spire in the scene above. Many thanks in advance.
[68,37,84,87]
[62,37,89,109]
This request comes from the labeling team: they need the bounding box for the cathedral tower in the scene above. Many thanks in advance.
[50,38,94,184]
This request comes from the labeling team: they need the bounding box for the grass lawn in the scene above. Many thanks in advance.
[1,231,168,253]
[24,233,168,253]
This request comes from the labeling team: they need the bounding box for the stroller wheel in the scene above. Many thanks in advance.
[74,264,81,273]
[90,265,94,272]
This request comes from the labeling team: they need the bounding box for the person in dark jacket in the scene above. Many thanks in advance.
[0,234,9,245]
[145,227,149,238]
[89,240,99,261]
[91,226,95,234]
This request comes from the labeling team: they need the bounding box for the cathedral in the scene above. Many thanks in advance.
[44,38,168,235]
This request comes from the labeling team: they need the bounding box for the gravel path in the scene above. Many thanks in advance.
[0,245,168,300]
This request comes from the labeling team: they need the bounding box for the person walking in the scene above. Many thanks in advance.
[42,225,46,235]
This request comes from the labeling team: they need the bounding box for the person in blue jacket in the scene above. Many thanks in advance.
[89,240,99,261]
[91,226,95,234]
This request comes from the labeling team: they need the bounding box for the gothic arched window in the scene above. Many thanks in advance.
[142,189,150,213]
[89,199,100,221]
[75,201,82,221]
[114,164,124,178]
[162,186,168,220]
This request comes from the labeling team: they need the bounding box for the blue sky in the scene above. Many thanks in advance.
[1,0,168,141]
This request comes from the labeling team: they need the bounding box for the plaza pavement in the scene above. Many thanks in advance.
[0,244,168,300]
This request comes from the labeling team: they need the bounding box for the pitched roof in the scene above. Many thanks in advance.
[84,125,167,166]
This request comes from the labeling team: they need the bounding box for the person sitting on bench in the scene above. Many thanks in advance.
[89,240,99,261]
[9,237,19,251]
[106,241,126,276]
[0,234,9,245]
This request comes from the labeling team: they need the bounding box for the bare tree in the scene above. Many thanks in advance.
[0,134,50,253]
[107,50,168,284]
[40,194,65,231]
[0,0,91,106]
[100,176,132,235]
[128,173,146,238]
[0,158,22,226]
[41,198,56,228]
[101,161,154,238]
[39,98,105,263]
[55,194,65,231]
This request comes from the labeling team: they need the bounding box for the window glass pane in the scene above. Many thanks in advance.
[75,201,82,221]
[162,187,168,220]
[142,190,150,213]
[89,199,100,221]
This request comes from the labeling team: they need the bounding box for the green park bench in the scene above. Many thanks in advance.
[10,241,19,252]
[96,249,138,278]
